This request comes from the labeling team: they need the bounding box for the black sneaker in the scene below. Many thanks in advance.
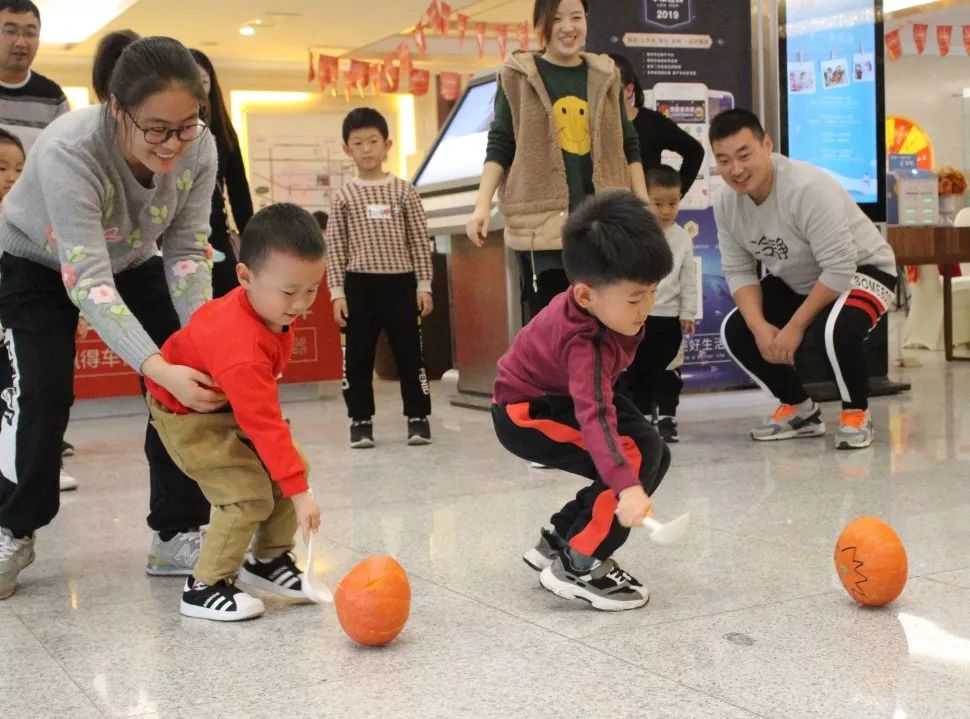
[539,551,648,611]
[237,552,308,600]
[61,440,74,457]
[349,419,374,449]
[657,417,679,443]
[406,417,432,446]
[179,576,264,621]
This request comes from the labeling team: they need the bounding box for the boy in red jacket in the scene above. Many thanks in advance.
[146,202,324,622]
[492,192,673,611]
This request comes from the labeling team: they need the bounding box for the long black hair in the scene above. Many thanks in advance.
[189,48,237,153]
[91,29,140,103]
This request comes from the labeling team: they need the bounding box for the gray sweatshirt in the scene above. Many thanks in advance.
[0,105,217,371]
[650,222,697,320]
[714,153,896,296]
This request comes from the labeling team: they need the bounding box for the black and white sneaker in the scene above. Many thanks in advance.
[522,527,566,572]
[539,551,648,611]
[349,419,374,449]
[237,552,308,600]
[179,576,265,621]
[406,417,431,445]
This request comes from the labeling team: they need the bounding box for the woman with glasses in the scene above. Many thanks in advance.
[0,36,222,600]
[189,49,253,298]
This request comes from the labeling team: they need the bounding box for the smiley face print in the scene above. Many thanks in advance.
[552,95,591,156]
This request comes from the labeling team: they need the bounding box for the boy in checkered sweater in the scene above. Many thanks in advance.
[327,108,434,448]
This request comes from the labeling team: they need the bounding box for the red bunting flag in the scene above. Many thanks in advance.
[457,14,468,47]
[307,51,315,82]
[409,68,431,97]
[885,29,901,61]
[439,2,452,36]
[349,59,370,95]
[937,25,952,56]
[517,20,530,50]
[496,24,508,58]
[913,23,928,54]
[475,21,487,59]
[439,71,461,101]
[425,0,439,26]
[318,55,338,91]
[398,41,412,76]
[963,25,970,55]
[414,21,427,57]
[381,65,401,93]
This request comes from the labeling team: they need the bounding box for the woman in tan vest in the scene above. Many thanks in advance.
[464,0,650,319]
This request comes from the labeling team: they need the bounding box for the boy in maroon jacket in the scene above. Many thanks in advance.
[492,191,673,611]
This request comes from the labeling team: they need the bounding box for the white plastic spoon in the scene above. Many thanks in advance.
[303,536,334,603]
[641,512,691,545]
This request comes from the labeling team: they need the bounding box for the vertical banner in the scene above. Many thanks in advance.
[937,25,952,56]
[457,14,469,47]
[587,0,754,391]
[409,68,431,96]
[439,70,461,101]
[495,24,509,59]
[912,23,928,54]
[885,28,902,60]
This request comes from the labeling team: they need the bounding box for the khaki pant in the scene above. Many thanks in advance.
[147,396,307,584]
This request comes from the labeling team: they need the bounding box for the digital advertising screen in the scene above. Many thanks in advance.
[779,0,886,221]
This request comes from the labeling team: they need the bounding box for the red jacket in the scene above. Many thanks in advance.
[493,290,643,494]
[145,287,307,497]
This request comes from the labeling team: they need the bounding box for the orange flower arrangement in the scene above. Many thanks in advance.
[937,166,968,196]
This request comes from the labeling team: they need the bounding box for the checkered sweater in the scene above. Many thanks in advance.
[326,175,433,299]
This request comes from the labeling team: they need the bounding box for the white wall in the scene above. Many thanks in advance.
[885,54,968,170]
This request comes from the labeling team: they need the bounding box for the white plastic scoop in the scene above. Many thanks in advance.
[641,512,691,545]
[303,537,334,603]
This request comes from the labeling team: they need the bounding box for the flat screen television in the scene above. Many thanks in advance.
[778,0,886,222]
[413,74,499,194]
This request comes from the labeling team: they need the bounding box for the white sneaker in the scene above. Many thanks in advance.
[835,409,874,450]
[180,576,264,621]
[146,530,203,576]
[0,528,35,600]
[751,402,826,441]
[59,469,79,492]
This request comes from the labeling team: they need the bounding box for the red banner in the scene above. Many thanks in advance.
[517,20,530,51]
[475,21,487,59]
[496,24,508,58]
[409,68,431,96]
[381,64,401,93]
[963,25,970,55]
[398,41,412,77]
[318,55,338,91]
[425,0,439,27]
[439,2,451,36]
[885,29,902,61]
[349,59,370,94]
[439,71,461,101]
[937,25,953,57]
[414,21,427,57]
[307,51,315,82]
[457,13,468,47]
[913,23,928,54]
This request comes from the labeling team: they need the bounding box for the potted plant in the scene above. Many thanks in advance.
[936,166,968,223]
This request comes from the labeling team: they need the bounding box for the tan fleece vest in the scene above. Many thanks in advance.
[498,51,631,251]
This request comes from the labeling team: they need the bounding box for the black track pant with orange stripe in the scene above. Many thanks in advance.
[492,394,670,561]
[721,265,897,411]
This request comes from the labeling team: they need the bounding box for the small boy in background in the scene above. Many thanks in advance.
[327,107,434,449]
[492,192,673,612]
[625,165,698,443]
[146,202,324,622]
[0,128,25,201]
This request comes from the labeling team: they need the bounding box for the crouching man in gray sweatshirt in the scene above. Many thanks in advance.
[710,109,896,450]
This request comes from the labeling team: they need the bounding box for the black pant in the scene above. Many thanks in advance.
[0,254,210,536]
[523,267,570,321]
[208,231,239,299]
[721,266,897,411]
[625,316,684,417]
[342,272,431,420]
[492,394,670,561]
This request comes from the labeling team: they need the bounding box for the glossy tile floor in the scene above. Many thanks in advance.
[3,342,970,718]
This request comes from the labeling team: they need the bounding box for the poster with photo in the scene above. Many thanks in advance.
[821,58,850,89]
[788,61,816,94]
[854,52,875,81]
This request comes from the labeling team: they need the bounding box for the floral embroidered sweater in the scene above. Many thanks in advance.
[0,105,217,371]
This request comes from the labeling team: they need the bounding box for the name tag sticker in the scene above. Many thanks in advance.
[367,204,393,220]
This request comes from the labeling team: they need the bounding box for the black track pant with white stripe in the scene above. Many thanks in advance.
[0,254,210,537]
[720,266,897,411]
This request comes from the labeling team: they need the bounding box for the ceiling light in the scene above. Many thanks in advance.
[239,25,256,36]
[36,0,140,45]
[883,0,932,12]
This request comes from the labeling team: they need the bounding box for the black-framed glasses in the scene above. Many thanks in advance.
[125,111,207,145]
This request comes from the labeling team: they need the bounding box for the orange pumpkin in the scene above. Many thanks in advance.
[334,556,411,646]
[834,516,908,607]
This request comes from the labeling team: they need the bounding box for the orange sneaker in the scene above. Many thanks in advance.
[751,402,825,441]
[835,409,873,449]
